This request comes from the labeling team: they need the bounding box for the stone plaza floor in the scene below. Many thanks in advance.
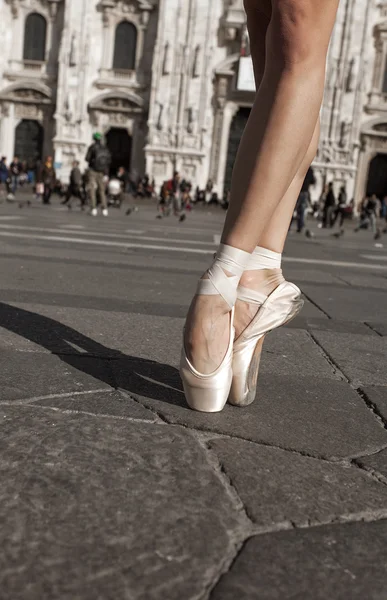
[1,197,387,599]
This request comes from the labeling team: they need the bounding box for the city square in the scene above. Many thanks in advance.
[1,0,387,598]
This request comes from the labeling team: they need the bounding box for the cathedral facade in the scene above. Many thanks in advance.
[0,0,387,202]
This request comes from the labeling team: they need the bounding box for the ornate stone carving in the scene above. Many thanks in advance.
[15,103,43,119]
[14,89,47,102]
[192,45,201,78]
[345,57,355,92]
[156,102,164,130]
[69,33,78,67]
[162,42,172,75]
[108,111,130,125]
[373,123,387,132]
[0,102,11,118]
[339,120,350,148]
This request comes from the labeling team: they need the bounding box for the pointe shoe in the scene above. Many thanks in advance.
[180,245,250,413]
[180,309,235,413]
[229,281,304,407]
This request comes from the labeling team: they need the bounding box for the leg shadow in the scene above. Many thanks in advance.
[0,302,185,407]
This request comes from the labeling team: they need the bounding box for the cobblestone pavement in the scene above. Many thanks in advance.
[1,196,387,599]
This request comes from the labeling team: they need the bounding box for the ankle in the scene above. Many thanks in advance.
[239,268,283,288]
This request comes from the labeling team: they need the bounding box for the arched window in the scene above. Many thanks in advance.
[23,13,47,61]
[113,21,137,70]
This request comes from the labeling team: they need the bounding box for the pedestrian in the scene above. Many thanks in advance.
[323,182,336,228]
[62,160,85,209]
[180,0,339,412]
[85,132,111,217]
[0,156,9,200]
[367,194,380,239]
[168,171,186,222]
[10,156,21,195]
[205,179,213,203]
[332,185,348,229]
[37,156,56,205]
[292,166,315,233]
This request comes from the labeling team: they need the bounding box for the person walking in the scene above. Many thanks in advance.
[62,160,85,209]
[366,194,380,239]
[85,133,111,216]
[0,156,9,200]
[37,156,56,205]
[10,157,21,195]
[332,185,348,229]
[293,166,315,233]
[323,182,336,228]
[180,0,340,413]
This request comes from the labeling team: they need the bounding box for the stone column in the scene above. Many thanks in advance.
[216,101,239,198]
[209,75,231,188]
[101,11,112,70]
[354,142,373,207]
[0,103,15,159]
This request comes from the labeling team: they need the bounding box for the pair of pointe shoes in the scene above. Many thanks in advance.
[180,280,304,413]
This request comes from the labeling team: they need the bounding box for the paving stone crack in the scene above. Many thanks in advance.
[116,389,168,424]
[302,291,332,320]
[3,402,160,424]
[0,388,110,405]
[307,331,346,380]
[307,333,387,435]
[364,321,383,337]
[351,458,387,488]
[356,387,387,431]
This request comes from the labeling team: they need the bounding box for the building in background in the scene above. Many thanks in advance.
[0,0,387,203]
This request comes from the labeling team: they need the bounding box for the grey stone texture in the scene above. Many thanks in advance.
[0,302,183,365]
[311,331,387,386]
[112,369,387,459]
[35,390,158,421]
[359,386,387,424]
[0,407,241,600]
[0,351,113,402]
[210,438,387,527]
[2,203,387,598]
[261,328,339,379]
[212,521,387,600]
[302,284,387,322]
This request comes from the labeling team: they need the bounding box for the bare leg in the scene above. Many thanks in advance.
[185,0,339,374]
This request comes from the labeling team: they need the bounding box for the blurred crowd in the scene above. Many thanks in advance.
[0,136,227,221]
[5,143,384,236]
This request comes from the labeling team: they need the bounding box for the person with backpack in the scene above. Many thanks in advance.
[85,132,111,216]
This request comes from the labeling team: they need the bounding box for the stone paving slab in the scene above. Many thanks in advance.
[299,297,329,319]
[285,268,343,285]
[261,328,338,379]
[0,407,241,600]
[311,331,387,386]
[0,351,113,402]
[0,302,183,365]
[357,448,387,480]
[359,386,387,424]
[0,256,197,307]
[299,317,376,336]
[336,273,387,290]
[367,322,387,336]
[211,520,387,600]
[35,390,157,421]
[210,438,387,527]
[302,284,387,322]
[112,368,387,458]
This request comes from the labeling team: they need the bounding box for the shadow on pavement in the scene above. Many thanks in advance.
[0,302,185,408]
